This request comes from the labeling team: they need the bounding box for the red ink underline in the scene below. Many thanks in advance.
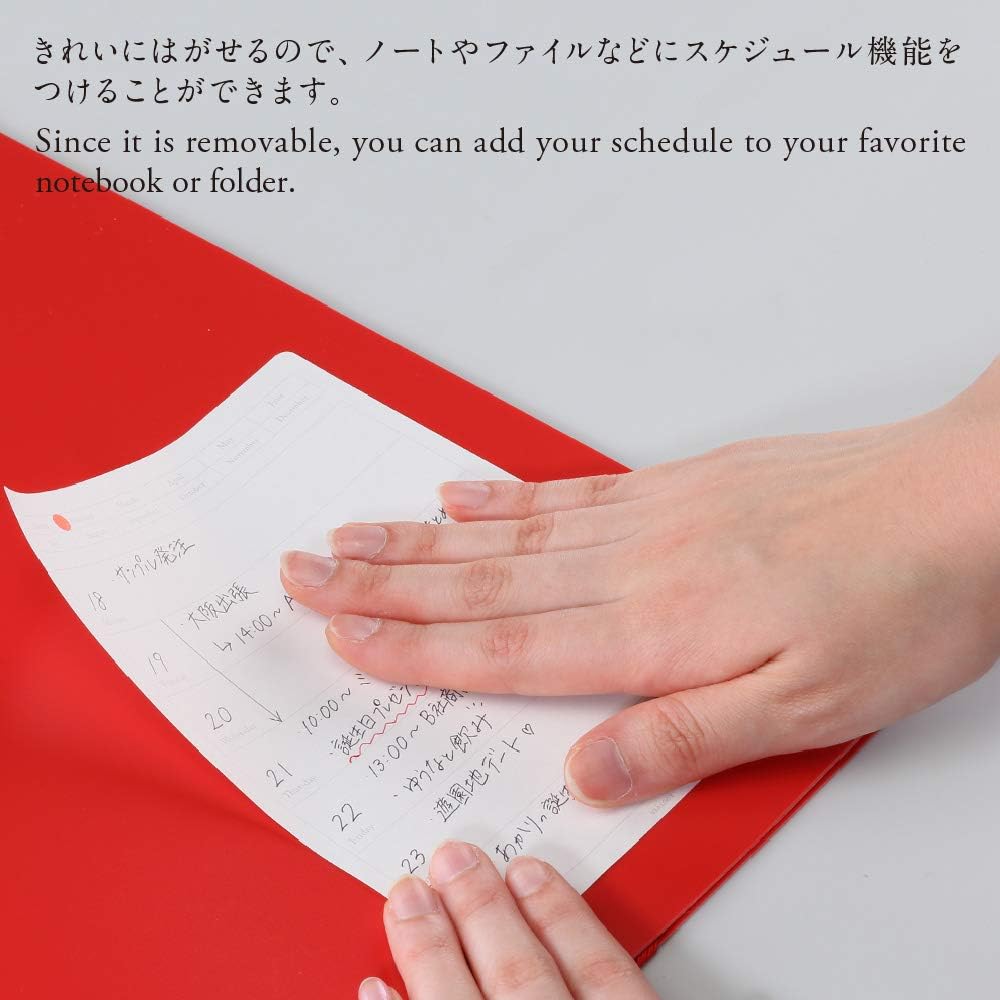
[348,686,429,762]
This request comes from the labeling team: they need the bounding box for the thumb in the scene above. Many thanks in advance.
[563,669,805,805]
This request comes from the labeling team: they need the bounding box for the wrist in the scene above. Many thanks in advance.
[930,356,1000,604]
[953,354,1000,425]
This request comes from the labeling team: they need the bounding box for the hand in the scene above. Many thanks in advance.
[280,361,1000,805]
[357,841,656,1000]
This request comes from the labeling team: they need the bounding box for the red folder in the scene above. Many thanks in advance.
[0,132,863,998]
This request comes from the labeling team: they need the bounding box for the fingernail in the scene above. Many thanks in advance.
[506,857,550,898]
[388,876,438,921]
[358,977,391,1000]
[565,738,633,804]
[329,524,388,560]
[280,550,337,587]
[438,481,490,510]
[328,614,382,642]
[430,840,479,885]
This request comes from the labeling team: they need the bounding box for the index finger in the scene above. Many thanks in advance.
[382,877,482,1000]
[325,604,639,696]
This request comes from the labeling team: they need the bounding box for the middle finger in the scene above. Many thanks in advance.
[280,547,622,623]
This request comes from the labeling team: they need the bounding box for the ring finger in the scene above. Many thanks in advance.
[329,502,644,565]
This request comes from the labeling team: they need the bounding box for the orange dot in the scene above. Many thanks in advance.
[53,514,72,531]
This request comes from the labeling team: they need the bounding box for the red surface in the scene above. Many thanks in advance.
[0,133,861,998]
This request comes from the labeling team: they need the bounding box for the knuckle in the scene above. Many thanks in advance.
[411,522,440,561]
[513,512,556,555]
[393,925,455,967]
[487,953,555,996]
[521,892,579,937]
[356,561,393,600]
[392,621,427,662]
[584,472,622,506]
[577,954,644,992]
[479,618,532,673]
[619,601,685,690]
[516,480,540,517]
[448,880,508,924]
[650,695,712,774]
[587,472,622,503]
[460,558,511,613]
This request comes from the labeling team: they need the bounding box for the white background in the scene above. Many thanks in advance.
[3,1,999,996]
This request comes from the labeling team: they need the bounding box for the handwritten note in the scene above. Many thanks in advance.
[6,353,691,894]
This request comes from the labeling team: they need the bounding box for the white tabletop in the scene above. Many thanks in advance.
[4,0,998,995]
